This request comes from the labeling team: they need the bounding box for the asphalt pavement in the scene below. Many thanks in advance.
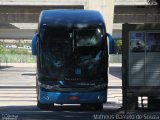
[2,63,159,120]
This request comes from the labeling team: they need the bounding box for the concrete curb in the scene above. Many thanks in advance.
[0,63,36,67]
[109,63,122,67]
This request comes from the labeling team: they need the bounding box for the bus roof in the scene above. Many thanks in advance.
[39,9,105,30]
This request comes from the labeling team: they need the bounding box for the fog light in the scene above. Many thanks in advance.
[97,95,103,101]
[98,96,100,100]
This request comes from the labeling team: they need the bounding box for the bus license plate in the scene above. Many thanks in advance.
[68,96,79,100]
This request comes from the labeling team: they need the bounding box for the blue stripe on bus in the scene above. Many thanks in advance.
[38,90,107,104]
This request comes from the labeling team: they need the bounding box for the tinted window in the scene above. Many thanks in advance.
[146,33,160,52]
[76,29,102,47]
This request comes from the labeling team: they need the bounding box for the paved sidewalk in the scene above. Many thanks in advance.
[0,63,122,107]
[0,63,122,67]
[109,63,122,67]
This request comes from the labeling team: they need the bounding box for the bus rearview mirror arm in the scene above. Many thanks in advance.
[106,33,114,54]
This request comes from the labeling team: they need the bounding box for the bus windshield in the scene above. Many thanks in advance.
[41,29,105,80]
[75,29,103,61]
[76,29,102,46]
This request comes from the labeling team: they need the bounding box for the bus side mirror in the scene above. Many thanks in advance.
[106,33,114,54]
[32,32,38,55]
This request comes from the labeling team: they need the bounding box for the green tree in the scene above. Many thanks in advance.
[9,49,17,54]
[17,49,29,55]
[0,45,5,54]
[147,0,160,6]
[25,41,31,46]
[114,40,122,54]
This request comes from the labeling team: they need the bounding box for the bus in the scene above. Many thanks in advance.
[32,9,112,110]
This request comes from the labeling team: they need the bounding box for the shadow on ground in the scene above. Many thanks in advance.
[0,104,122,112]
[0,66,13,70]
[109,66,122,79]
[1,105,160,120]
[21,73,36,76]
[0,105,122,120]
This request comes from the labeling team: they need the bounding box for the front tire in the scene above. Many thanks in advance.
[37,101,54,109]
[93,103,103,111]
[81,103,103,111]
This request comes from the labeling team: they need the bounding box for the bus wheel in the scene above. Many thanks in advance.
[81,104,88,108]
[37,101,54,109]
[93,103,103,111]
[81,103,103,111]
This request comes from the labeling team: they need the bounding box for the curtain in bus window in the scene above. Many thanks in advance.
[75,29,105,80]
[41,31,71,79]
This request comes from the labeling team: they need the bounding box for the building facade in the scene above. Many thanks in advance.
[0,0,115,39]
[0,0,159,40]
[113,0,160,39]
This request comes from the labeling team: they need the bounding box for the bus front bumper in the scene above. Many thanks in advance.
[38,90,107,104]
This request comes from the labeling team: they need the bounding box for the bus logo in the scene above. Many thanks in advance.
[75,68,81,75]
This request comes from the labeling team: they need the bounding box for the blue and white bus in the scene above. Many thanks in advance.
[32,10,112,110]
